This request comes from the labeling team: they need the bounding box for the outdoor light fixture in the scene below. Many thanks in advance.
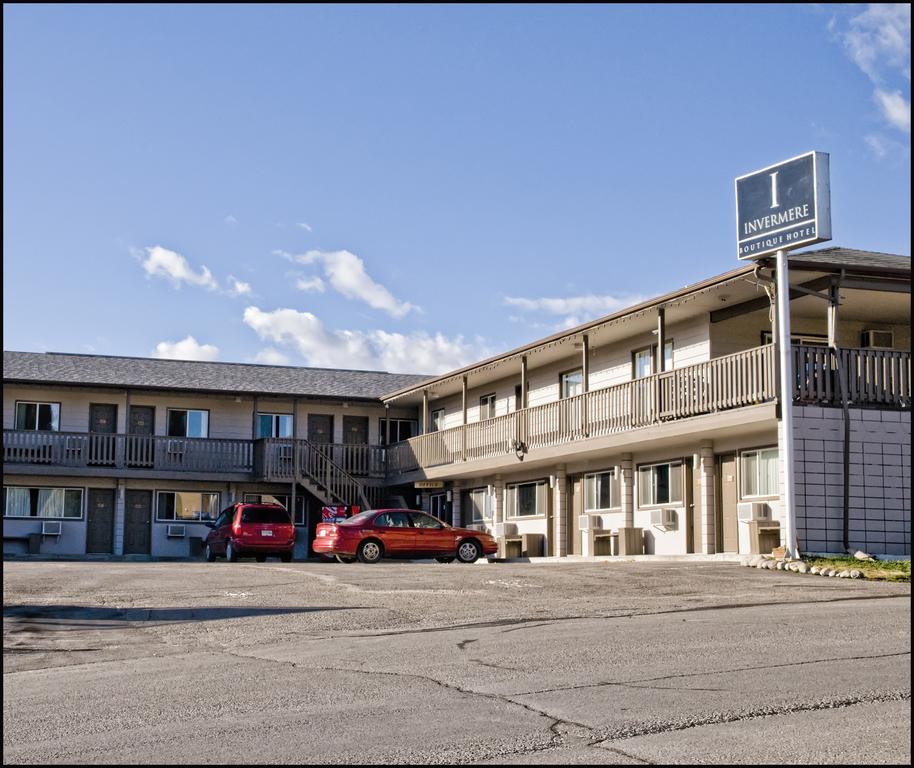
[445,490,453,502]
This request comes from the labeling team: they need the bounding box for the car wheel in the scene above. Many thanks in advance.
[226,541,239,562]
[335,555,356,564]
[357,539,383,564]
[457,540,481,564]
[255,555,266,562]
[435,556,455,564]
[203,543,216,562]
[279,553,292,563]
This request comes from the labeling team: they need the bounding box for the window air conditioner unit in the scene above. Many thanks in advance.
[737,502,771,522]
[861,330,894,349]
[41,521,62,536]
[493,523,518,538]
[579,515,602,531]
[166,524,187,538]
[166,440,186,454]
[650,508,677,528]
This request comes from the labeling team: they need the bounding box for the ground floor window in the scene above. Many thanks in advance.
[506,480,548,517]
[637,461,683,507]
[465,487,492,523]
[156,491,219,522]
[584,469,620,512]
[430,493,448,521]
[3,487,83,519]
[740,447,779,498]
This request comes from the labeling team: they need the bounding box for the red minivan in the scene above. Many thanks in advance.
[203,502,295,562]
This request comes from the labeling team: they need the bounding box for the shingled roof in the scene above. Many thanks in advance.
[2,351,430,401]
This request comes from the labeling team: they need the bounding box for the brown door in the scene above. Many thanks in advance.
[127,406,155,467]
[89,404,117,466]
[308,414,334,443]
[124,490,152,555]
[86,489,115,554]
[342,416,368,444]
[568,476,583,555]
[718,454,739,553]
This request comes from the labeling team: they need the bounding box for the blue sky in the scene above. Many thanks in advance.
[3,4,910,374]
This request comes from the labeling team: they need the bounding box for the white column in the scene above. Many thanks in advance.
[493,475,504,525]
[450,484,462,528]
[553,465,567,557]
[776,249,799,558]
[621,453,634,528]
[699,441,716,554]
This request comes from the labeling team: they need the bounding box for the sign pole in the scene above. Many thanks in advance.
[775,248,799,558]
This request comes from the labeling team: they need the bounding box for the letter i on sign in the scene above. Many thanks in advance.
[769,171,780,209]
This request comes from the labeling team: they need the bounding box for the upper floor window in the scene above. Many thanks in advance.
[740,447,779,498]
[430,408,445,433]
[584,470,620,512]
[167,409,209,438]
[633,342,674,380]
[506,480,548,517]
[15,402,60,431]
[561,369,583,398]
[479,393,496,421]
[257,413,292,438]
[637,461,683,507]
[379,418,418,446]
[156,491,219,522]
[3,486,83,519]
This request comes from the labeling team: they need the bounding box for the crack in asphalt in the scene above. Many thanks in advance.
[511,650,912,696]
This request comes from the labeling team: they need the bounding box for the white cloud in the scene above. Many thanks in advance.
[874,88,911,133]
[227,276,252,297]
[153,335,220,361]
[865,134,890,158]
[275,248,418,317]
[224,215,238,226]
[833,5,911,135]
[141,246,218,291]
[504,293,644,318]
[251,347,291,366]
[295,276,326,293]
[296,222,313,232]
[243,306,486,374]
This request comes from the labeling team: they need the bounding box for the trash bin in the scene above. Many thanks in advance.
[28,533,41,554]
[748,521,781,554]
[188,536,205,558]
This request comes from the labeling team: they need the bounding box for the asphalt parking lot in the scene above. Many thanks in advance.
[3,558,911,764]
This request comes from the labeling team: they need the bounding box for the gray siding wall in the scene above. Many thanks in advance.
[793,406,911,557]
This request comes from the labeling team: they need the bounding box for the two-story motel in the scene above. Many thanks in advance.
[3,247,911,560]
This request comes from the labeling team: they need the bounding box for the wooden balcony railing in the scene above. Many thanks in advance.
[388,344,912,477]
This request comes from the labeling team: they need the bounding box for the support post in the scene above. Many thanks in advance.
[422,389,429,435]
[657,308,666,372]
[776,249,799,558]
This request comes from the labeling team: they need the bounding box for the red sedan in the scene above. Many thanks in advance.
[313,508,498,564]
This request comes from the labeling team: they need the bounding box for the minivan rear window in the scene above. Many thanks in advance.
[241,507,291,524]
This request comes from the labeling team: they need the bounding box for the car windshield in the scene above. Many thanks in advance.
[241,507,290,524]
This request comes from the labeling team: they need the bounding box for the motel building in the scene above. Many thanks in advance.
[3,247,911,560]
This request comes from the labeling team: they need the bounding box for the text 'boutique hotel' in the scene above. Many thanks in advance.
[3,247,911,561]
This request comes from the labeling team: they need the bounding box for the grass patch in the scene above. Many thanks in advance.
[803,554,910,582]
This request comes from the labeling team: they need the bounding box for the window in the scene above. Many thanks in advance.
[256,413,293,438]
[245,493,304,525]
[560,369,583,399]
[15,402,60,431]
[3,487,83,519]
[466,487,492,523]
[166,409,209,438]
[513,383,529,411]
[409,511,443,529]
[762,331,827,346]
[156,491,219,522]
[430,493,448,521]
[506,480,548,517]
[374,511,410,528]
[379,418,418,446]
[584,470,620,511]
[740,447,779,498]
[479,393,496,421]
[430,408,445,432]
[637,461,683,507]
[633,342,674,379]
